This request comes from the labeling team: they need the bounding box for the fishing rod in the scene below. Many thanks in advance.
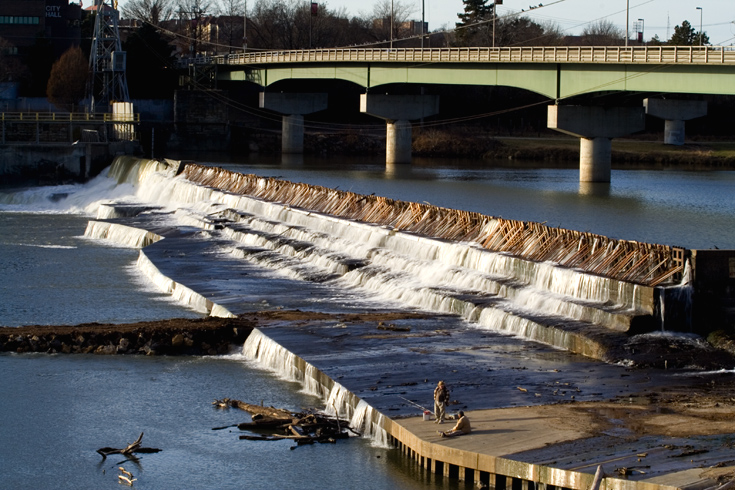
[398,395,431,413]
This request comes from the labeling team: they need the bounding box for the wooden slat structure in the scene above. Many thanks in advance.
[183,164,685,287]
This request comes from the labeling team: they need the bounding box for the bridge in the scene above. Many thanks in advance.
[195,46,735,182]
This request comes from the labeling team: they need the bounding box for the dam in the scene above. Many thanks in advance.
[82,156,735,488]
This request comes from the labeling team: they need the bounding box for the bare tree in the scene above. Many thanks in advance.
[244,0,405,50]
[122,0,175,25]
[177,0,215,55]
[365,0,416,43]
[214,0,246,53]
[247,0,298,49]
[580,19,624,46]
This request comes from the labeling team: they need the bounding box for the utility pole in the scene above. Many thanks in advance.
[183,7,205,57]
[696,7,703,46]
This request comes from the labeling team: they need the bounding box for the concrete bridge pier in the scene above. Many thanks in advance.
[548,105,645,183]
[360,94,440,164]
[644,98,707,146]
[259,93,328,153]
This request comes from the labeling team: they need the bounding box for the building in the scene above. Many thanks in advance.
[0,0,81,59]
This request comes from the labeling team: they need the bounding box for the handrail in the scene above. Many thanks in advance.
[0,112,140,122]
[195,46,735,67]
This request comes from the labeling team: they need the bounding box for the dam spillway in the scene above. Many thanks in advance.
[86,156,694,363]
[78,156,734,489]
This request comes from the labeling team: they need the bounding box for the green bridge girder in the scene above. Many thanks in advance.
[213,47,735,99]
[220,62,735,100]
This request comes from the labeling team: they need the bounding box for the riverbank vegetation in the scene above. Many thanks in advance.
[411,128,735,169]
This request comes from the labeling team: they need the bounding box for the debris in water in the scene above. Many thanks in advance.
[215,398,354,448]
[96,432,161,460]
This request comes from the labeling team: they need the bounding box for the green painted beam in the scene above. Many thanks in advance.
[217,61,735,99]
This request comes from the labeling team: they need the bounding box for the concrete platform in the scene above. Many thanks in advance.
[245,323,735,490]
[392,406,735,489]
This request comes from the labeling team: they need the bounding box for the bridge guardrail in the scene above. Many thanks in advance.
[200,46,735,67]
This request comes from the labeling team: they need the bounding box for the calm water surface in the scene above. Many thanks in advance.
[1,353,450,490]
[2,155,734,489]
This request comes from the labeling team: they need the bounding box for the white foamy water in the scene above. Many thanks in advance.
[242,329,390,445]
[1,156,699,350]
[86,157,666,355]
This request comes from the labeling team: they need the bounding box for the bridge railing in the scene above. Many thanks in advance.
[207,46,735,66]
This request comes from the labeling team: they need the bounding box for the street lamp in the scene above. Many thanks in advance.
[390,0,394,49]
[421,0,425,48]
[625,0,629,47]
[492,1,503,48]
[696,7,703,46]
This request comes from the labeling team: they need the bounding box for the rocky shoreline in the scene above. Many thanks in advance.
[0,317,253,356]
[4,310,735,373]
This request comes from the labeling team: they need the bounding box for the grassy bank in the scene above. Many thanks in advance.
[412,128,735,169]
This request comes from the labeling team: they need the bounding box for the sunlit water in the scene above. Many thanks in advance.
[1,155,734,489]
[0,353,451,490]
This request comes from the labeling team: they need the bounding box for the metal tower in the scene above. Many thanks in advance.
[88,0,129,113]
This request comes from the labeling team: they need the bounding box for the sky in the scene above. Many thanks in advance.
[324,0,735,45]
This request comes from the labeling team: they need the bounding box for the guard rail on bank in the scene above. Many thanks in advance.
[0,112,140,123]
[188,46,735,67]
[0,112,139,144]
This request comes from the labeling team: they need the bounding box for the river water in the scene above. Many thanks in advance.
[1,154,734,489]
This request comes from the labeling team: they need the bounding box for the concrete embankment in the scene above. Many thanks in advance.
[241,326,735,490]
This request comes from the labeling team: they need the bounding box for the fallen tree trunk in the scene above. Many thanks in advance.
[214,398,294,419]
[237,417,295,430]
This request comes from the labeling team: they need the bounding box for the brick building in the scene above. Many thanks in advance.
[0,0,81,58]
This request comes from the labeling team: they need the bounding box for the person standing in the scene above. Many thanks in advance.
[433,380,449,424]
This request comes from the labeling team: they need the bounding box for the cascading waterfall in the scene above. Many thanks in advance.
[241,329,313,391]
[242,329,388,443]
[658,259,694,332]
[350,400,390,447]
[84,221,162,248]
[86,156,697,359]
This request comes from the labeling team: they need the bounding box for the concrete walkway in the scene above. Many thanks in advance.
[392,405,735,489]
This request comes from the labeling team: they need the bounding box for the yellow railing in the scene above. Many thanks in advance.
[208,45,735,66]
[0,112,140,122]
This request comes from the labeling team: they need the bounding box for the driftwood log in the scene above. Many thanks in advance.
[213,398,294,419]
[214,398,354,448]
[96,432,162,459]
